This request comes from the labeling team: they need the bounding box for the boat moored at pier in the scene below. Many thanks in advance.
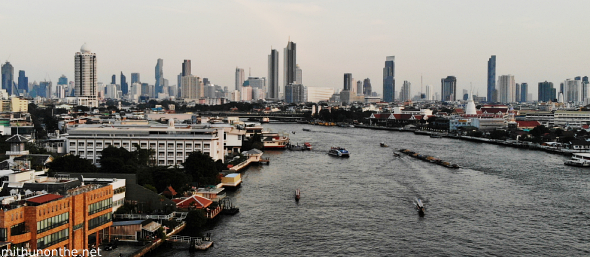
[565,153,590,167]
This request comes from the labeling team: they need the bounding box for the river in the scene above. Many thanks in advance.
[150,123,590,256]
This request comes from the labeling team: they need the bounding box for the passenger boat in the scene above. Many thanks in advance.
[565,153,590,167]
[295,189,300,201]
[415,198,425,216]
[261,117,270,123]
[302,128,311,132]
[328,147,350,157]
[288,143,306,151]
[262,132,290,149]
[304,142,312,150]
[190,234,213,251]
[380,142,389,147]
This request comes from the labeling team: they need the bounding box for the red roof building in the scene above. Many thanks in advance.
[516,121,541,129]
[26,194,63,205]
[172,195,212,209]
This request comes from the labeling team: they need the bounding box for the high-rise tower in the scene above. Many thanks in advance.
[235,68,244,91]
[487,55,496,102]
[343,73,352,91]
[75,43,98,107]
[121,72,128,95]
[383,56,395,102]
[1,62,14,95]
[363,78,372,96]
[18,70,28,93]
[441,76,457,101]
[155,58,164,94]
[268,49,279,100]
[182,60,191,77]
[284,40,297,89]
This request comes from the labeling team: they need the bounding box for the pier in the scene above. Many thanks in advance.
[225,149,269,172]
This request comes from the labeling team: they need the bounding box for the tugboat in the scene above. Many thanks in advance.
[415,198,425,216]
[295,189,300,201]
[328,147,350,157]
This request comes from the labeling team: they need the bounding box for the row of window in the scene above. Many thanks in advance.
[11,222,27,236]
[37,213,69,234]
[38,201,69,216]
[88,213,112,230]
[37,229,69,249]
[114,186,126,194]
[89,198,112,215]
[70,141,210,149]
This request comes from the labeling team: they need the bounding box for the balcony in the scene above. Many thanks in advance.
[6,150,29,155]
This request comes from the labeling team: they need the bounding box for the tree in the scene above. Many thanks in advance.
[530,125,549,139]
[48,155,97,174]
[185,209,207,233]
[99,146,137,174]
[183,152,222,186]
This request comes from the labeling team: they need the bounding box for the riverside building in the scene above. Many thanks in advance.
[65,121,225,166]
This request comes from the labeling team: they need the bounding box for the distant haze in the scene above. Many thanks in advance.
[2,0,590,99]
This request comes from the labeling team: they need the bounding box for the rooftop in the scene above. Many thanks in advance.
[26,194,63,204]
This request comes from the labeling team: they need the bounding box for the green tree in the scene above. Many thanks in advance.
[185,209,207,233]
[48,155,98,174]
[183,152,222,186]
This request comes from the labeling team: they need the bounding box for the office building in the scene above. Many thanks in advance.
[425,85,431,101]
[400,81,411,101]
[182,60,191,77]
[356,81,363,96]
[155,59,163,94]
[487,55,496,102]
[441,76,456,101]
[497,75,516,103]
[235,68,244,91]
[120,72,128,96]
[18,71,28,93]
[246,77,266,96]
[383,56,395,102]
[241,86,252,102]
[296,64,302,84]
[537,81,556,102]
[111,75,116,85]
[515,83,520,103]
[520,83,528,102]
[268,49,279,100]
[284,40,296,92]
[131,73,140,84]
[563,79,581,103]
[343,73,352,91]
[1,62,14,95]
[363,78,372,96]
[75,44,98,107]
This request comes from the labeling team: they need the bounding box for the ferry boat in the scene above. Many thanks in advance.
[328,147,350,157]
[261,132,290,149]
[564,153,590,167]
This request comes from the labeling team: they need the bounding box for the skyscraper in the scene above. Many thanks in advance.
[182,60,191,77]
[400,81,411,101]
[383,56,395,102]
[440,76,456,101]
[57,75,68,85]
[131,73,140,84]
[343,73,352,91]
[487,55,496,102]
[357,81,363,96]
[1,62,14,95]
[296,64,302,84]
[284,40,297,91]
[111,74,116,85]
[538,81,554,102]
[268,49,279,100]
[363,78,372,96]
[520,83,528,102]
[155,58,164,94]
[121,72,128,95]
[515,83,520,103]
[497,75,516,103]
[75,43,98,107]
[18,70,28,93]
[235,68,244,91]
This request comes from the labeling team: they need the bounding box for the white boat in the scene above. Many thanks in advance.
[262,132,290,149]
[415,198,425,216]
[328,147,350,157]
[565,153,590,167]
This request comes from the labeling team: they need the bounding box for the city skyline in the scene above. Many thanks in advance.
[2,1,590,100]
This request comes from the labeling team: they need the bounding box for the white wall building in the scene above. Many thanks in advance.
[65,122,225,166]
[75,44,98,107]
[307,87,334,103]
[498,75,516,103]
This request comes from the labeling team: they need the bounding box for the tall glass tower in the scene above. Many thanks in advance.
[1,62,14,95]
[383,56,395,102]
[155,58,164,94]
[284,40,297,89]
[268,49,279,100]
[487,55,496,102]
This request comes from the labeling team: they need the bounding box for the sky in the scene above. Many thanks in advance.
[2,0,590,100]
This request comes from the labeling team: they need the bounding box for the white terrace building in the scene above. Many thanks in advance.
[65,121,224,166]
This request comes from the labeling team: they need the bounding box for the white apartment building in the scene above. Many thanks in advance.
[307,86,334,103]
[65,121,224,166]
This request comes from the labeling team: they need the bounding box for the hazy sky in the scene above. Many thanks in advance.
[2,0,590,99]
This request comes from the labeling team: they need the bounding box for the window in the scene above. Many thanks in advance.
[70,142,75,147]
[96,142,102,147]
[204,144,210,149]
[78,142,84,147]
[36,229,69,249]
[87,142,93,147]
[37,213,69,233]
[88,212,112,230]
[114,143,120,147]
[150,143,156,148]
[168,143,174,148]
[177,143,183,148]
